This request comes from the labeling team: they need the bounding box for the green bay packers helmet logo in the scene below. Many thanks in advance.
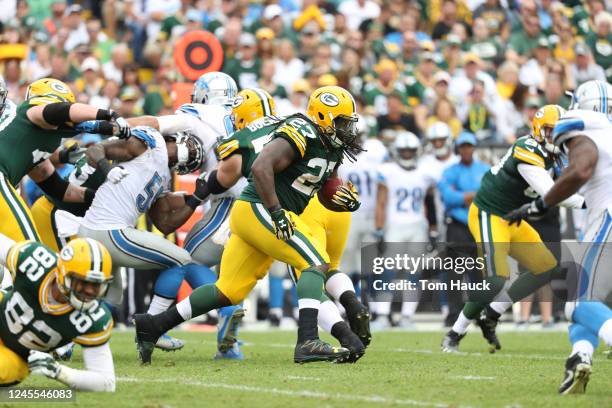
[60,245,74,261]
[50,81,70,95]
[534,109,544,119]
[232,95,244,108]
[320,92,340,107]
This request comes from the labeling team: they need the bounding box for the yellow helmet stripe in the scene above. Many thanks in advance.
[252,88,271,116]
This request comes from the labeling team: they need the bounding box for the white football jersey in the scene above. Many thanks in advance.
[160,103,247,198]
[338,139,388,217]
[378,161,436,225]
[560,110,612,219]
[82,131,171,230]
[418,153,459,184]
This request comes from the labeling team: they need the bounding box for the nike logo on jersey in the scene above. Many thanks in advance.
[32,149,52,164]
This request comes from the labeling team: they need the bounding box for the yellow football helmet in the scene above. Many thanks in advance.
[306,86,359,155]
[57,238,113,312]
[232,88,276,130]
[532,104,565,144]
[25,78,76,104]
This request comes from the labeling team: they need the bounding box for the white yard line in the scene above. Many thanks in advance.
[452,376,496,381]
[117,377,454,407]
[232,341,611,364]
[286,375,321,381]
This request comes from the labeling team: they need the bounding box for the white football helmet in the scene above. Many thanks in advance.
[568,80,612,121]
[393,131,420,170]
[192,72,238,106]
[426,121,452,158]
[173,131,205,174]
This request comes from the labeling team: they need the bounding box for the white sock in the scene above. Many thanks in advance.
[147,295,173,316]
[401,301,418,317]
[325,273,354,300]
[598,318,612,346]
[490,301,512,315]
[176,298,192,321]
[571,340,594,358]
[318,300,343,333]
[375,301,391,316]
[452,312,472,335]
[269,307,283,319]
[298,298,320,310]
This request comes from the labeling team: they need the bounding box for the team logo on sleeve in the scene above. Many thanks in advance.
[60,246,74,261]
[320,92,340,107]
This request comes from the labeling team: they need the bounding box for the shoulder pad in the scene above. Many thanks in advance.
[552,117,584,139]
[176,103,201,118]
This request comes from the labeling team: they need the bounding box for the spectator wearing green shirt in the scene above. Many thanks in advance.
[258,59,288,100]
[363,58,407,116]
[587,11,612,82]
[468,18,503,74]
[507,9,544,65]
[223,33,262,90]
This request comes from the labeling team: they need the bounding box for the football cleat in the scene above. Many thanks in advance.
[294,339,350,364]
[215,343,244,360]
[133,313,162,365]
[347,306,372,347]
[217,306,245,354]
[559,352,592,395]
[155,333,185,352]
[338,332,366,364]
[441,330,466,353]
[476,311,501,353]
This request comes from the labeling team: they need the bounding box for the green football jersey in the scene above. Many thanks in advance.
[46,155,106,217]
[216,115,285,177]
[474,136,554,216]
[239,114,344,215]
[0,241,113,359]
[0,98,77,186]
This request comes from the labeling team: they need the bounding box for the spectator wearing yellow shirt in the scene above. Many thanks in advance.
[426,97,462,139]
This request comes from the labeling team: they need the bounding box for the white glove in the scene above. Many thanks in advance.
[28,350,61,379]
[107,166,129,184]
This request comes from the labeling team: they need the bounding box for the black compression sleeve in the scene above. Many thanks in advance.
[36,171,69,201]
[42,103,72,126]
[84,188,96,206]
[207,170,229,195]
[96,159,113,176]
[96,109,114,121]
[425,191,437,227]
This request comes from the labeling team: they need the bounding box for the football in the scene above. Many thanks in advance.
[317,176,345,211]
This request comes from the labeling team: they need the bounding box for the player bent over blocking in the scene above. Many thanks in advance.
[135,86,363,364]
[504,80,612,394]
[441,105,585,353]
[0,234,115,391]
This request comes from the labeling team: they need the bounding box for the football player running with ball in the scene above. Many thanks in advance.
[0,235,115,391]
[135,86,363,364]
[442,105,586,353]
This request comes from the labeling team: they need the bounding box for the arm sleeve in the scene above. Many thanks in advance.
[157,114,194,135]
[438,168,465,209]
[517,163,585,209]
[56,343,115,392]
[0,234,16,267]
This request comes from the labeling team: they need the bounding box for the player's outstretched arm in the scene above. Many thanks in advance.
[26,104,130,138]
[28,343,115,392]
[543,136,597,208]
[517,163,585,209]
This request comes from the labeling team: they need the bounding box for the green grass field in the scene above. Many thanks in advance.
[9,329,612,408]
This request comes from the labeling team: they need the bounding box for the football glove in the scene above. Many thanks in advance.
[193,172,209,202]
[110,111,131,139]
[427,229,439,252]
[28,351,61,379]
[269,206,295,241]
[331,181,361,212]
[107,166,129,184]
[57,141,86,165]
[503,198,547,226]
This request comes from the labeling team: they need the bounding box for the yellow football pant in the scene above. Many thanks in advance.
[217,200,330,304]
[0,293,29,386]
[0,173,41,242]
[467,203,557,278]
[31,196,64,252]
[300,195,351,271]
